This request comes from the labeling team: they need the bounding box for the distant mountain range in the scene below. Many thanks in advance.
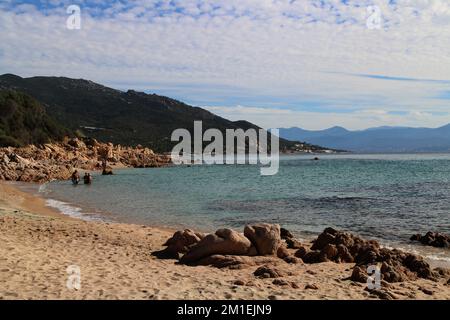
[0,74,330,153]
[278,125,450,153]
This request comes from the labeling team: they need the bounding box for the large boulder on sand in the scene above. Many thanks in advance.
[305,227,438,283]
[180,228,253,264]
[152,229,204,259]
[244,223,282,256]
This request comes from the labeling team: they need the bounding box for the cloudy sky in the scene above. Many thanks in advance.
[1,0,450,130]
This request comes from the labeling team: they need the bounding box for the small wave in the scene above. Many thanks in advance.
[423,254,450,263]
[38,183,48,194]
[45,199,96,221]
[384,244,450,267]
[419,253,450,269]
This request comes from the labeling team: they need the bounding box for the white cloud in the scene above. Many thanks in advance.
[205,105,292,115]
[0,0,449,129]
[204,105,450,130]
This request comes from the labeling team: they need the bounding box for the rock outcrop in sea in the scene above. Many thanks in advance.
[410,232,450,248]
[0,137,171,183]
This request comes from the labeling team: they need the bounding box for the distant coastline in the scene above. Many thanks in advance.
[278,125,450,153]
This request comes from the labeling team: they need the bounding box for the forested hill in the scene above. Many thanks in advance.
[0,90,71,147]
[0,74,330,153]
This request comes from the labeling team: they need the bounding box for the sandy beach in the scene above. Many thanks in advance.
[0,182,449,300]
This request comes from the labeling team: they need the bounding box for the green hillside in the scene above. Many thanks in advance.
[0,90,71,147]
[0,74,328,153]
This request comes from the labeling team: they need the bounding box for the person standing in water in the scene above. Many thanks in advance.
[83,172,93,185]
[71,170,80,185]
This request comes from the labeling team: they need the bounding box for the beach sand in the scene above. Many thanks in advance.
[0,182,449,300]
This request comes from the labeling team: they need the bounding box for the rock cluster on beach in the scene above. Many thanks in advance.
[0,137,171,183]
[155,224,445,287]
[294,227,438,283]
[410,232,450,248]
[153,223,295,268]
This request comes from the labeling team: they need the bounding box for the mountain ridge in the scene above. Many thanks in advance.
[279,124,450,153]
[0,73,332,153]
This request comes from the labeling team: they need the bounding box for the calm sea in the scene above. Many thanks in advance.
[21,153,450,266]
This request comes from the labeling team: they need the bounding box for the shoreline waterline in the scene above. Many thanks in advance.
[5,173,450,269]
[5,180,184,233]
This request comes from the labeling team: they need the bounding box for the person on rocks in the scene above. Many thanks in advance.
[83,172,93,185]
[101,158,114,175]
[71,170,80,185]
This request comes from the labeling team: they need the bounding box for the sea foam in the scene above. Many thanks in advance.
[45,198,96,221]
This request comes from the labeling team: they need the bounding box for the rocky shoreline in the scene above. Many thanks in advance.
[0,138,171,183]
[411,232,450,248]
[154,224,450,299]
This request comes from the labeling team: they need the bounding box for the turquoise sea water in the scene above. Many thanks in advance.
[29,153,450,265]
